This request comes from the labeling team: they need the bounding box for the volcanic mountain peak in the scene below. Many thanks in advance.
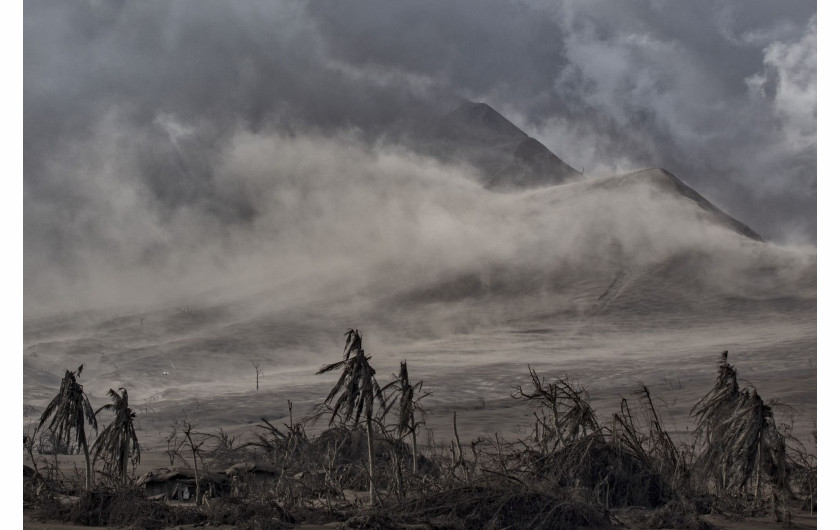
[427,102,761,241]
[446,101,528,141]
[436,101,583,190]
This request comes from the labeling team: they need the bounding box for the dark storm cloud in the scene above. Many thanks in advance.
[23,0,816,309]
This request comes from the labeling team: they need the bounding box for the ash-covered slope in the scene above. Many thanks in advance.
[382,167,811,333]
[421,102,759,241]
[413,101,583,190]
[23,181,814,411]
[23,104,813,412]
[431,103,760,241]
[411,102,760,248]
[590,168,762,242]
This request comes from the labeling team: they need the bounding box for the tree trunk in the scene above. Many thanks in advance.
[551,402,565,446]
[392,446,404,497]
[185,432,201,506]
[754,432,762,503]
[81,437,92,490]
[453,411,464,466]
[25,443,40,479]
[121,446,129,485]
[366,412,376,507]
[411,419,418,475]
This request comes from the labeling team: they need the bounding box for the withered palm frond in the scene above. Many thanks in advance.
[612,398,651,467]
[691,350,740,436]
[698,387,782,493]
[636,385,680,467]
[38,367,98,489]
[318,359,352,409]
[39,368,98,452]
[316,329,385,506]
[692,351,785,497]
[318,329,385,427]
[692,351,745,492]
[382,361,423,433]
[91,387,140,484]
[344,328,363,360]
[382,360,429,475]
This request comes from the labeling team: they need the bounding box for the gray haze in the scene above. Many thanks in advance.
[24,1,816,311]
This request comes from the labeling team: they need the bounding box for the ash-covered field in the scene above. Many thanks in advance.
[23,168,816,455]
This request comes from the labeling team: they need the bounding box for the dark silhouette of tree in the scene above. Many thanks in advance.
[383,361,429,474]
[181,420,207,506]
[317,329,385,506]
[38,366,98,490]
[251,361,263,391]
[512,366,601,452]
[163,417,210,505]
[91,387,140,484]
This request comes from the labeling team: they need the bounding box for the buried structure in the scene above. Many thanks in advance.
[136,467,228,501]
[225,462,282,496]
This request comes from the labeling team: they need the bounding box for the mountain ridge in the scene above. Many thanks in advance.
[412,100,583,191]
[439,102,761,241]
[587,168,763,241]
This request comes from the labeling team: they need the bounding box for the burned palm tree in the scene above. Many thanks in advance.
[38,366,98,490]
[692,350,785,501]
[692,352,740,439]
[702,388,784,500]
[91,388,140,484]
[383,361,429,475]
[691,350,741,494]
[317,329,386,506]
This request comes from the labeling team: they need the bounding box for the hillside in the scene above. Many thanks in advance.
[23,103,814,458]
[23,168,815,453]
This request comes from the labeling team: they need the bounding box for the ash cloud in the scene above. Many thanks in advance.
[23,1,816,311]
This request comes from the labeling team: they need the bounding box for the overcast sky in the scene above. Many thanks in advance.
[23,1,817,309]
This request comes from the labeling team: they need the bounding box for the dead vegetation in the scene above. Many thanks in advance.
[24,334,816,529]
[36,486,206,529]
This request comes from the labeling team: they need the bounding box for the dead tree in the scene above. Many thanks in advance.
[251,362,264,391]
[169,419,208,506]
[512,366,601,452]
[382,361,431,475]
